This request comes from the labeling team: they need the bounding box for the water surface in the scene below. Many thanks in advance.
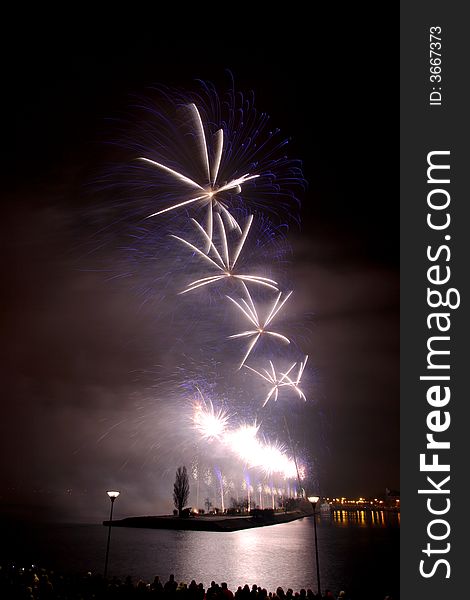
[2,511,399,599]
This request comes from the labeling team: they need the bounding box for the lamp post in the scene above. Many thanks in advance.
[104,490,120,579]
[308,496,321,597]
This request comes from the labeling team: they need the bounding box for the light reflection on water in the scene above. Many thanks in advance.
[3,512,399,600]
[331,508,399,528]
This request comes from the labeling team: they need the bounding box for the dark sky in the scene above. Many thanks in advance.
[1,26,398,522]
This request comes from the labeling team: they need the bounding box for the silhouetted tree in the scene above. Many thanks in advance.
[173,466,190,516]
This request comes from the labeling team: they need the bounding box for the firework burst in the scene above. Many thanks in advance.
[245,355,308,406]
[192,392,230,442]
[171,213,278,294]
[89,77,313,499]
[225,422,260,464]
[94,79,305,245]
[227,283,292,369]
[224,421,298,479]
[140,102,259,248]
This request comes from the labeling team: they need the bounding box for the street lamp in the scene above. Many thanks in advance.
[104,490,120,579]
[308,495,321,598]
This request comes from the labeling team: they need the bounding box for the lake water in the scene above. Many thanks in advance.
[2,511,399,600]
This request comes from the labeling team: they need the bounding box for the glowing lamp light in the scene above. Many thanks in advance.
[107,491,120,500]
[308,496,320,503]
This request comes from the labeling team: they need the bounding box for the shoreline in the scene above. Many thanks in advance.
[103,510,311,532]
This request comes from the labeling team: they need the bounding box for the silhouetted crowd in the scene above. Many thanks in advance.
[0,563,394,600]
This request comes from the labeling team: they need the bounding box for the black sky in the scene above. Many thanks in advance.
[1,26,398,521]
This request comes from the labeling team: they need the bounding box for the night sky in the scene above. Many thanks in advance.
[1,27,398,522]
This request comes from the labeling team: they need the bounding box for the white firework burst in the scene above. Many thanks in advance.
[171,213,278,294]
[192,391,230,442]
[245,356,308,406]
[140,103,259,249]
[227,283,292,369]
